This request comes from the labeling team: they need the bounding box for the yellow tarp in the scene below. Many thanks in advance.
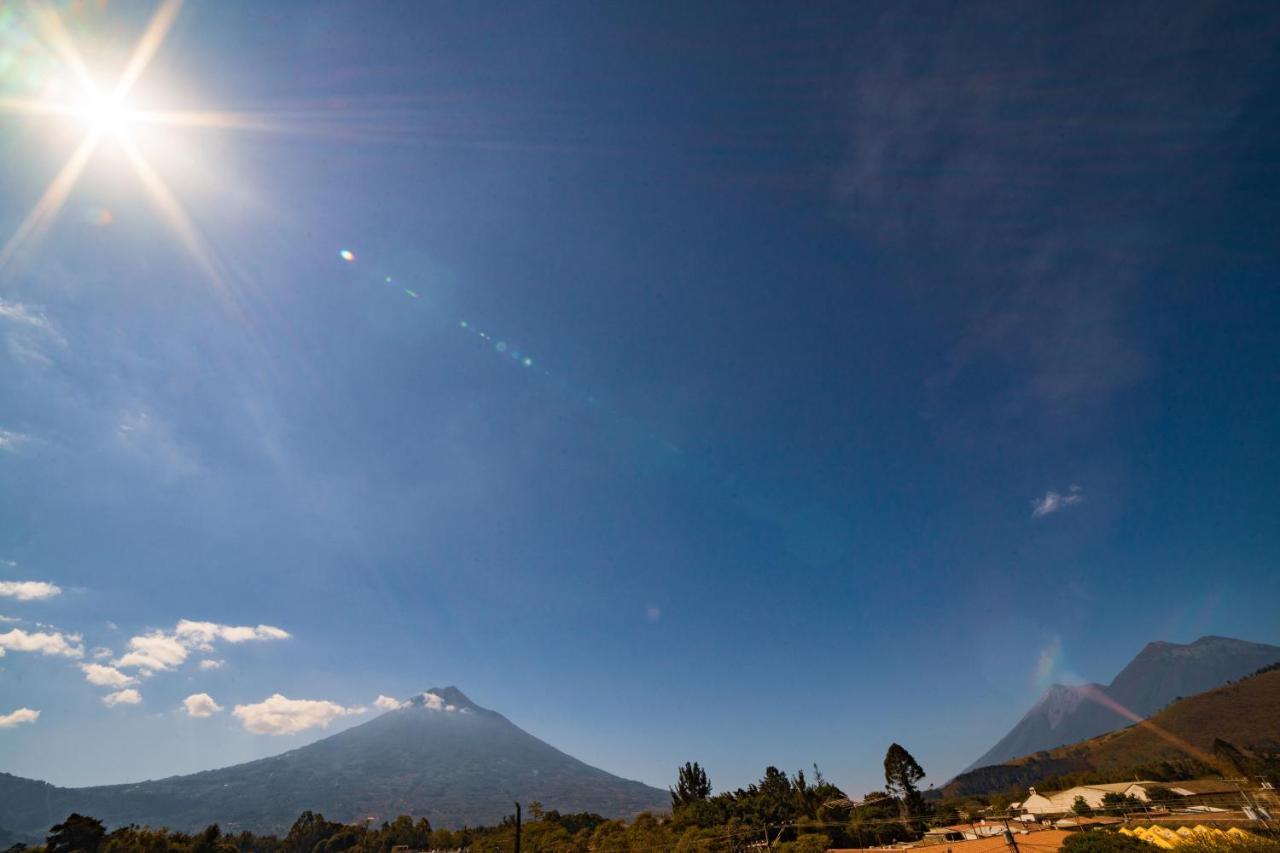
[1128,824,1263,847]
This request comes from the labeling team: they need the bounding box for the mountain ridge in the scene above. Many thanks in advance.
[943,665,1280,797]
[0,687,669,837]
[963,636,1280,772]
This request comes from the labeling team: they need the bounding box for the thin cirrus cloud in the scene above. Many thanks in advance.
[0,580,62,601]
[0,430,30,452]
[0,627,84,658]
[115,619,290,673]
[183,693,223,718]
[0,297,65,367]
[80,663,139,688]
[0,707,40,728]
[1031,485,1085,518]
[198,659,225,670]
[233,694,366,735]
[103,688,142,707]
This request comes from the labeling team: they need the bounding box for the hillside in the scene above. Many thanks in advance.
[0,687,668,837]
[965,636,1280,771]
[944,666,1280,797]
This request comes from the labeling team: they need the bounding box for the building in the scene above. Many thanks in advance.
[1017,783,1156,816]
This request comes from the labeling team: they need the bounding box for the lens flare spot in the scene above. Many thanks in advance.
[523,357,533,367]
[495,341,507,352]
[404,289,418,298]
[459,320,468,328]
[339,249,355,262]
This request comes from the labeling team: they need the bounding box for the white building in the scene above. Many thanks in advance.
[1018,783,1154,816]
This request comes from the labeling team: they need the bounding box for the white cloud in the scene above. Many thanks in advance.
[91,646,113,659]
[103,688,142,707]
[233,694,365,735]
[183,693,223,718]
[115,620,290,673]
[0,615,20,623]
[0,707,40,728]
[115,630,189,671]
[0,430,30,452]
[174,620,291,649]
[375,694,404,711]
[421,691,445,711]
[0,628,84,658]
[80,663,138,688]
[198,659,225,670]
[1031,485,1085,518]
[0,581,62,601]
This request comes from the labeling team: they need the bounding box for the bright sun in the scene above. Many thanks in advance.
[81,92,133,135]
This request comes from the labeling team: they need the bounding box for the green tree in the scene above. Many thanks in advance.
[47,814,106,853]
[1071,795,1094,816]
[783,835,832,853]
[672,761,713,810]
[883,744,926,828]
[283,811,342,853]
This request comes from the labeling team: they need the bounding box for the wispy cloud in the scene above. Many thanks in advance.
[0,298,65,366]
[233,694,365,735]
[374,694,404,711]
[0,580,62,601]
[0,707,40,728]
[183,693,223,717]
[0,628,84,658]
[103,688,142,707]
[115,619,290,673]
[80,662,139,688]
[198,659,225,670]
[0,299,52,332]
[1031,485,1084,518]
[0,430,30,452]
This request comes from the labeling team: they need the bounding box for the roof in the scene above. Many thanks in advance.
[831,829,1074,853]
[1080,782,1158,793]
[1167,780,1242,795]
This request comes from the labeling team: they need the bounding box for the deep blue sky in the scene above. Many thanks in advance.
[1,0,1278,798]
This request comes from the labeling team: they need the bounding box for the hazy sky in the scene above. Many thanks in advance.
[1,0,1279,799]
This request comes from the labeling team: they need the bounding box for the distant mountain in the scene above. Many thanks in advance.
[943,664,1280,797]
[0,687,669,837]
[964,636,1280,772]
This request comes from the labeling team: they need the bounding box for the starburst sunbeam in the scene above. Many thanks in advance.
[0,127,102,270]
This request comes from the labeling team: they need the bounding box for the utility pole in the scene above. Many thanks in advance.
[513,801,521,853]
[1003,828,1021,853]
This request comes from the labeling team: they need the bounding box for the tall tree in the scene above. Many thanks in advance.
[671,761,713,809]
[46,814,106,853]
[883,743,926,827]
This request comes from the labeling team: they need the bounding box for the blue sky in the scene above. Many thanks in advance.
[1,0,1279,799]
